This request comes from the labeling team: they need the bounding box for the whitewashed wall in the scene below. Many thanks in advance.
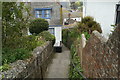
[54,27,62,43]
[49,27,62,43]
[83,0,119,39]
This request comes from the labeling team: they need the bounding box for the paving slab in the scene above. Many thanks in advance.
[44,44,70,78]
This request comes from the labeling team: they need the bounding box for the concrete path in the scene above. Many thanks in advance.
[44,44,70,78]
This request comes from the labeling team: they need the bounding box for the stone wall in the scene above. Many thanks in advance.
[81,25,120,78]
[0,41,54,79]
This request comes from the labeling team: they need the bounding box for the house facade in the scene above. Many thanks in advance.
[83,0,120,39]
[30,2,63,48]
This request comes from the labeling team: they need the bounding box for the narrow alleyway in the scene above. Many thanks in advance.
[44,44,70,78]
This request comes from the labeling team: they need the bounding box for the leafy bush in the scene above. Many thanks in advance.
[69,28,80,38]
[62,29,69,46]
[2,48,32,65]
[77,22,88,32]
[29,18,49,34]
[62,28,81,48]
[39,31,55,41]
[0,64,11,72]
[81,16,94,23]
[2,30,55,70]
[3,35,45,51]
[91,23,102,33]
[77,16,102,33]
[21,35,45,51]
[2,35,45,68]
[82,32,90,40]
[86,20,97,28]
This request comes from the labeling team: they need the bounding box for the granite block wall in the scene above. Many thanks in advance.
[82,25,120,78]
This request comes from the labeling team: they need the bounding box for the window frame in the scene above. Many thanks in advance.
[34,8,52,19]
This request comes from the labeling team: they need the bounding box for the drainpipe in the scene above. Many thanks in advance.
[68,13,71,20]
[68,13,71,24]
[60,5,63,25]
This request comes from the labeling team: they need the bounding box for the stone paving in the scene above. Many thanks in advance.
[44,44,70,78]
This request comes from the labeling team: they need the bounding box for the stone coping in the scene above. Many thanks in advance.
[92,30,108,43]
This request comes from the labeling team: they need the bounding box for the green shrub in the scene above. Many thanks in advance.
[39,31,55,41]
[86,20,97,28]
[91,23,102,33]
[82,32,90,40]
[29,18,49,34]
[0,64,11,72]
[81,16,94,23]
[3,35,45,51]
[23,35,45,51]
[2,48,32,65]
[77,22,88,32]
[62,29,69,45]
[77,16,102,33]
[69,28,80,38]
[2,35,46,67]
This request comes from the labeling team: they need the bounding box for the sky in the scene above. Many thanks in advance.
[2,0,118,2]
[16,0,82,2]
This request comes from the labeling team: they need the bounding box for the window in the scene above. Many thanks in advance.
[36,10,42,18]
[116,4,120,25]
[44,10,51,18]
[49,28,54,35]
[35,8,52,19]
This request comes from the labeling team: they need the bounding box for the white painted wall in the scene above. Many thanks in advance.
[83,0,119,39]
[54,27,62,43]
[49,26,62,45]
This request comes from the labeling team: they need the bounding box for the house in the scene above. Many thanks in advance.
[63,8,82,25]
[60,2,71,9]
[30,2,63,52]
[83,0,120,39]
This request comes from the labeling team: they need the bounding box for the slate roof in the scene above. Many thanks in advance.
[64,11,82,18]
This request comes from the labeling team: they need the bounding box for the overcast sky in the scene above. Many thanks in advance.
[19,0,119,2]
[17,0,82,2]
